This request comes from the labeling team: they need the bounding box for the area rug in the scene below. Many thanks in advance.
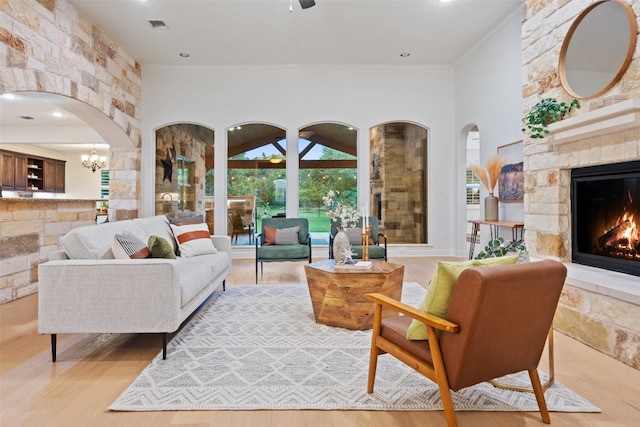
[110,282,600,412]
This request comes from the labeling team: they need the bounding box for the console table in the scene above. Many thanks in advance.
[468,219,524,260]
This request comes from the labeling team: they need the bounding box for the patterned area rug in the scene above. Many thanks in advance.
[110,283,600,412]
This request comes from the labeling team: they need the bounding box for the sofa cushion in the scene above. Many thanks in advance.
[406,255,518,340]
[178,252,230,307]
[148,235,177,259]
[133,215,177,254]
[112,231,151,259]
[60,220,148,260]
[257,244,310,260]
[170,222,217,257]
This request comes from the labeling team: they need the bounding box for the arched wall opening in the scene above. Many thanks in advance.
[369,121,429,244]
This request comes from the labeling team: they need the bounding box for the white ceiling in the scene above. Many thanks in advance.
[68,0,522,66]
[0,0,521,149]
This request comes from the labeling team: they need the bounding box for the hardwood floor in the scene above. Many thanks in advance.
[1,257,639,426]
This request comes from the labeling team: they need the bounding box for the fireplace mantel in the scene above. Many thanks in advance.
[538,98,640,145]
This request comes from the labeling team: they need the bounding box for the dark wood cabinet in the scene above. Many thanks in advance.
[0,149,65,193]
[55,160,65,193]
[1,150,15,189]
[14,153,27,190]
[43,158,66,192]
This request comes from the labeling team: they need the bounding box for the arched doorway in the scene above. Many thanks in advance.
[155,123,215,231]
[298,122,358,234]
[227,123,287,245]
[370,122,428,244]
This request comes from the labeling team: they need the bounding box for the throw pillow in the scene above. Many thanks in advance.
[405,254,518,340]
[263,225,277,246]
[112,230,151,259]
[170,223,217,257]
[343,227,374,245]
[148,235,177,259]
[275,226,300,245]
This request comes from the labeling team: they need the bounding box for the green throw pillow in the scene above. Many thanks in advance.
[405,255,518,340]
[148,235,176,259]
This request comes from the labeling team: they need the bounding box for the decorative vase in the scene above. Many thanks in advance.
[333,230,351,264]
[484,192,499,221]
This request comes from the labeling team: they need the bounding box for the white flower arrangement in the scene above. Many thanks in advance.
[322,190,360,229]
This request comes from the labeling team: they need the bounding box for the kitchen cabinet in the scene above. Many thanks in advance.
[0,149,65,193]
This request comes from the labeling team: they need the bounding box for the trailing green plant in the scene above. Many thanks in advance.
[476,237,528,262]
[522,97,580,139]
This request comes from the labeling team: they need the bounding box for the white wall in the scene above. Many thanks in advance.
[0,143,106,200]
[140,65,457,255]
[454,10,523,256]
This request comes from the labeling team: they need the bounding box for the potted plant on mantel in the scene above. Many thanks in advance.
[522,97,581,139]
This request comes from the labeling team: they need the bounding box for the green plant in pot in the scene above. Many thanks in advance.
[476,237,528,263]
[522,97,581,139]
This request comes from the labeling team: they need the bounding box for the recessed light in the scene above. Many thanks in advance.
[52,112,63,118]
[400,52,410,57]
[2,93,18,100]
[179,52,190,58]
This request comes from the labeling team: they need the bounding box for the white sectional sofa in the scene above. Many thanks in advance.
[38,215,231,361]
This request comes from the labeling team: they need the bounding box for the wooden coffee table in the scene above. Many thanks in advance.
[304,259,405,330]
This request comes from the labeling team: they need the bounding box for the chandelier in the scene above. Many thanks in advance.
[81,150,107,173]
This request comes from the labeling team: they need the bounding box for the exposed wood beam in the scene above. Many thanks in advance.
[227,159,357,169]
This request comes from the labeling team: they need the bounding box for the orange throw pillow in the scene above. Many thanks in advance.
[263,226,277,245]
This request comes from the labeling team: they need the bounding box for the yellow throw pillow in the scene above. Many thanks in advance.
[405,255,518,340]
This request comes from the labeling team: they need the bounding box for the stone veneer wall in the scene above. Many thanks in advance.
[0,199,96,303]
[155,125,207,218]
[0,0,142,221]
[369,123,427,243]
[523,0,640,369]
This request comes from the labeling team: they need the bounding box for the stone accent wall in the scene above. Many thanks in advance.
[369,123,427,243]
[523,0,640,369]
[0,0,142,221]
[0,199,96,303]
[155,125,207,218]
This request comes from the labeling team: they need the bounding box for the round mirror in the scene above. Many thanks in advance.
[558,0,637,99]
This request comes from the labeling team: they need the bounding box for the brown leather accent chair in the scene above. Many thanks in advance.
[366,260,567,427]
[228,213,254,244]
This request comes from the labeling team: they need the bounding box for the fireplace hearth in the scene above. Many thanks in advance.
[571,160,640,277]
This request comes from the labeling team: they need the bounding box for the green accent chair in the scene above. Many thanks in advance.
[255,217,312,283]
[329,216,387,261]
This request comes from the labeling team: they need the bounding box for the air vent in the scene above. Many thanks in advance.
[19,116,35,120]
[148,20,169,30]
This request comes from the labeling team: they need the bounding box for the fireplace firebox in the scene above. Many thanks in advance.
[571,160,640,277]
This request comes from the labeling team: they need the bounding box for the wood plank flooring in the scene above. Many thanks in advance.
[1,257,639,426]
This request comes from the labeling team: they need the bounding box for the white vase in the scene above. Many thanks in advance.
[333,230,351,264]
[484,192,499,221]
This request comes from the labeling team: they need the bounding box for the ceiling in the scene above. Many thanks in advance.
[0,0,521,150]
[68,0,521,66]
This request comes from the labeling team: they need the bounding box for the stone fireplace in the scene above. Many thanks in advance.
[524,99,640,369]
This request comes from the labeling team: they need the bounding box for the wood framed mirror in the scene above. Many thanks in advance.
[558,0,637,99]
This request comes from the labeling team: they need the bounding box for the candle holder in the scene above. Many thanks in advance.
[362,225,371,261]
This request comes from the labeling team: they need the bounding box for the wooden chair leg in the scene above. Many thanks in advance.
[367,304,384,394]
[367,342,380,394]
[528,368,551,424]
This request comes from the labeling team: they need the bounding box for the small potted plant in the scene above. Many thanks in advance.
[522,97,581,139]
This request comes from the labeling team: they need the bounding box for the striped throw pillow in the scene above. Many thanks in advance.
[170,223,217,257]
[112,230,151,259]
